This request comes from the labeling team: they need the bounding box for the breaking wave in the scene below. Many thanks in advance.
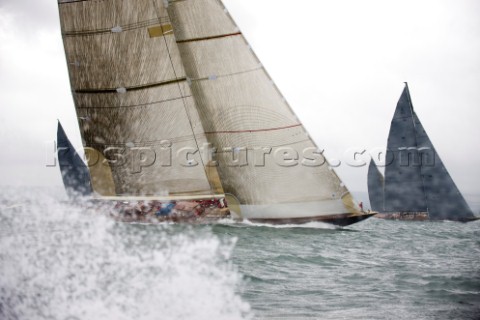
[0,187,251,320]
[237,219,338,229]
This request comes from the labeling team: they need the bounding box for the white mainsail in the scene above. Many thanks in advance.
[58,0,223,199]
[166,0,360,219]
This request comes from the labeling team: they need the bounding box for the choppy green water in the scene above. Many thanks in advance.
[1,188,479,319]
[219,221,480,319]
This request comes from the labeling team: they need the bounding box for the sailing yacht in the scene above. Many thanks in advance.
[57,0,374,226]
[368,83,477,222]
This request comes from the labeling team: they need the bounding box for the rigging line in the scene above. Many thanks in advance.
[74,78,186,94]
[151,0,211,184]
[176,32,242,43]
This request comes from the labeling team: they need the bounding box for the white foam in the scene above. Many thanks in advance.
[0,187,251,320]
[239,219,338,229]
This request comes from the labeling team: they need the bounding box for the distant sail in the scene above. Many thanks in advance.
[380,83,475,221]
[367,159,384,212]
[58,0,224,199]
[57,121,92,197]
[166,0,360,219]
[412,112,475,220]
[384,85,428,213]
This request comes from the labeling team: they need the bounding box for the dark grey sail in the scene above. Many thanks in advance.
[412,112,475,221]
[57,121,92,198]
[384,85,427,213]
[367,159,384,212]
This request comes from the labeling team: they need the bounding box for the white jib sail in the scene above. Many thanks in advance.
[166,0,359,218]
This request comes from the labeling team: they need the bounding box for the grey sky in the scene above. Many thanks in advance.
[0,0,479,199]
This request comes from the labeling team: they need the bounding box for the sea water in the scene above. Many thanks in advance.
[0,187,479,320]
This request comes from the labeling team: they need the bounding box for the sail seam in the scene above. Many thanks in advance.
[176,32,242,44]
[63,18,170,37]
[214,138,312,153]
[58,0,91,4]
[391,115,415,121]
[76,95,192,109]
[86,135,198,147]
[74,78,187,94]
[205,123,302,134]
